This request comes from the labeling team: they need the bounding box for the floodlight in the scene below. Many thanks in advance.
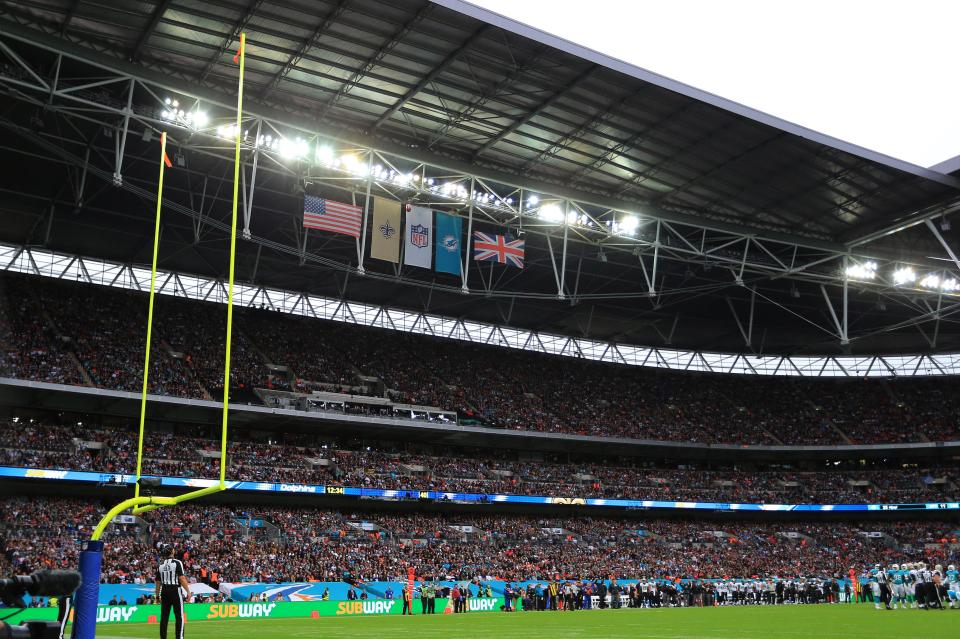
[191,110,209,129]
[892,267,916,285]
[844,261,877,280]
[315,145,334,165]
[618,215,640,235]
[278,137,308,160]
[540,203,564,223]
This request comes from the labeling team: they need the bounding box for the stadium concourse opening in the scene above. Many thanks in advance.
[0,0,959,638]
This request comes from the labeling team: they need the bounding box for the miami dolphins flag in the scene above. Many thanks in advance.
[403,206,433,269]
[434,212,462,275]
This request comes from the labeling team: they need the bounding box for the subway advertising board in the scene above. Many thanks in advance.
[0,598,504,625]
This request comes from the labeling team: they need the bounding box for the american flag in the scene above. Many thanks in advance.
[303,195,363,237]
[473,231,525,268]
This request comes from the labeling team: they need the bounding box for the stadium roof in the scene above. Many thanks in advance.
[2,0,960,356]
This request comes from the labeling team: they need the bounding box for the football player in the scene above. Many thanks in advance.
[889,564,906,610]
[945,564,958,609]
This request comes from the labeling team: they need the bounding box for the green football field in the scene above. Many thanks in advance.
[90,605,957,639]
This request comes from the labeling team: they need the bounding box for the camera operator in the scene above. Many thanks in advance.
[0,570,80,639]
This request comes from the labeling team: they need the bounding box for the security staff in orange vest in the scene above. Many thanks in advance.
[402,587,413,615]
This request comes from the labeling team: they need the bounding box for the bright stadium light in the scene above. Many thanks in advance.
[278,137,308,160]
[919,274,941,290]
[159,98,207,131]
[315,144,335,165]
[527,195,540,208]
[616,215,640,235]
[892,267,916,285]
[540,203,564,223]
[189,110,209,129]
[845,260,877,280]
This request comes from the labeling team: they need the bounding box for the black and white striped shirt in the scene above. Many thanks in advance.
[157,559,185,587]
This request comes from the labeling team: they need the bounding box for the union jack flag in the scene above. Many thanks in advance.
[472,231,525,268]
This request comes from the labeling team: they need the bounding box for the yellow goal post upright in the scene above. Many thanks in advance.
[71,34,247,639]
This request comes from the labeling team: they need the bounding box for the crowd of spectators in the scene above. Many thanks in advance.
[2,497,957,585]
[1,419,957,504]
[2,273,960,445]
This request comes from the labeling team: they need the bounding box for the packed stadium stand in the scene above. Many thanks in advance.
[2,497,958,584]
[1,417,958,504]
[3,274,960,446]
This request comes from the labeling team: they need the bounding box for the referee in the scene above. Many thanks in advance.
[155,546,190,639]
[56,594,71,639]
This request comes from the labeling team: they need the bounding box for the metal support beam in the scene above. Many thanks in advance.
[847,199,960,249]
[60,0,83,36]
[473,65,595,159]
[725,287,756,348]
[820,283,847,344]
[0,39,49,90]
[461,178,475,293]
[192,174,208,243]
[649,220,661,297]
[653,314,680,345]
[371,25,489,132]
[112,78,134,185]
[259,0,349,98]
[320,4,433,118]
[736,237,750,285]
[427,46,548,150]
[924,218,960,273]
[43,203,55,246]
[47,54,61,104]
[241,120,261,239]
[357,150,374,274]
[571,254,583,304]
[198,0,263,84]
[73,146,90,210]
[558,203,569,300]
[250,243,262,283]
[130,0,173,61]
[518,86,644,174]
[842,257,849,346]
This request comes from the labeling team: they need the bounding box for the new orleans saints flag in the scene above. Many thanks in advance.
[370,196,401,263]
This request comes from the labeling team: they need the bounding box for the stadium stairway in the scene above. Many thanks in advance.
[160,338,212,400]
[66,351,94,387]
[38,306,92,387]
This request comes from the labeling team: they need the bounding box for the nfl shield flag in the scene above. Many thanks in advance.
[434,212,462,276]
[403,206,433,269]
